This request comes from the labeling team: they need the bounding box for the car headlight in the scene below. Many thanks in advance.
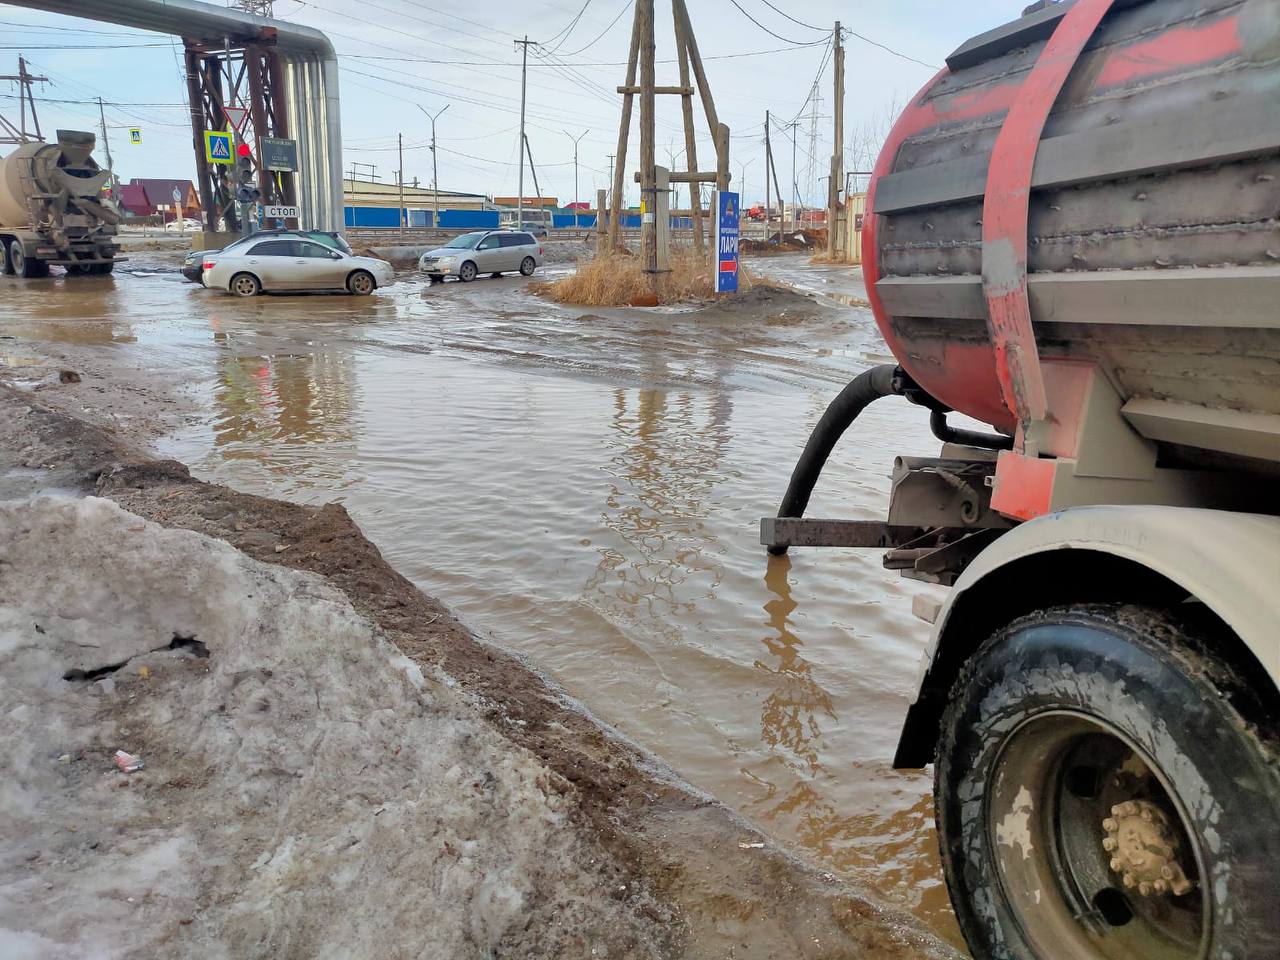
[439,256,456,263]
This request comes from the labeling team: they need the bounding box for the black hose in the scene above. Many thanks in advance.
[767,363,898,555]
[928,409,1014,451]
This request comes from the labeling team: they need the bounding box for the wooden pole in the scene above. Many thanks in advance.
[765,113,784,238]
[764,111,770,244]
[672,0,730,192]
[608,2,644,251]
[638,0,657,286]
[596,187,606,252]
[673,11,703,257]
[828,22,845,258]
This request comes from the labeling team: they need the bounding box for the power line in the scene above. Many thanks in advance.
[722,0,829,47]
[543,0,594,54]
[842,27,938,69]
[558,0,633,57]
[754,0,823,33]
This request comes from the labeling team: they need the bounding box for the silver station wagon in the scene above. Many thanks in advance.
[418,230,544,282]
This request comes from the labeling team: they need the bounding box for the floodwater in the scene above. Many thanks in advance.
[1,252,963,947]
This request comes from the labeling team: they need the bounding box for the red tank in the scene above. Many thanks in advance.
[863,0,1280,451]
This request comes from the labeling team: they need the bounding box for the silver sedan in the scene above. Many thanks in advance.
[203,237,394,297]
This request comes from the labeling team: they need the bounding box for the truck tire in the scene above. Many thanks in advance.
[8,241,48,279]
[1,240,11,275]
[935,604,1280,960]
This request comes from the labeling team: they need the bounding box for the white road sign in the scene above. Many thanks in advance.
[264,205,300,219]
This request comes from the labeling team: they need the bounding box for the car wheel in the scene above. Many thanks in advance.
[458,261,477,283]
[347,270,375,295]
[936,603,1280,960]
[229,272,261,297]
[520,256,536,276]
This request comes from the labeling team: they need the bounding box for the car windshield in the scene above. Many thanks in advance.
[444,232,487,249]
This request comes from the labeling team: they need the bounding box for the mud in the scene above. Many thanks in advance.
[2,250,971,950]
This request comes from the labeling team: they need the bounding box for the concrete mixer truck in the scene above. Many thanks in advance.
[763,1,1279,958]
[0,130,121,278]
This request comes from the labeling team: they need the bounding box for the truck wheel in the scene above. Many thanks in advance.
[88,262,113,276]
[229,272,261,297]
[1,241,11,275]
[9,242,47,279]
[936,604,1280,960]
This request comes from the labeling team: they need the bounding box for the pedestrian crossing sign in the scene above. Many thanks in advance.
[128,127,142,145]
[204,130,233,165]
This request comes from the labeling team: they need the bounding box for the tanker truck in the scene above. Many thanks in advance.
[0,130,121,278]
[762,1,1279,958]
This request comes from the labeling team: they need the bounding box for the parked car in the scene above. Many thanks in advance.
[164,218,202,233]
[181,229,352,283]
[202,237,393,297]
[418,230,544,282]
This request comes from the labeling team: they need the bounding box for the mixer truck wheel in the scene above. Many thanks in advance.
[8,241,47,279]
[935,603,1280,960]
[1,240,11,275]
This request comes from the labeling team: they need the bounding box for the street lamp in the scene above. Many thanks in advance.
[564,129,589,230]
[419,103,450,230]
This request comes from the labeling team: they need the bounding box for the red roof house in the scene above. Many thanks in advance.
[119,179,201,217]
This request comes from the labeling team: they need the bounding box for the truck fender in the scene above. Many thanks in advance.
[894,505,1280,768]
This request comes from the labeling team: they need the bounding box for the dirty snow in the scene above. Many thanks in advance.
[0,496,664,959]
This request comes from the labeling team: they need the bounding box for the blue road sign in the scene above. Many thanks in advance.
[204,130,233,165]
[715,190,740,294]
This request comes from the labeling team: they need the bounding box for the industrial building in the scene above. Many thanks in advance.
[343,178,496,229]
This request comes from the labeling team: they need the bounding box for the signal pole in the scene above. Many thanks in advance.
[827,22,845,258]
[419,103,449,229]
[514,36,537,230]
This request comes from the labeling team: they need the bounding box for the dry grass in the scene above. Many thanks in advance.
[532,248,766,307]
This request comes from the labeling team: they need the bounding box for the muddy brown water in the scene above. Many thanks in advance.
[1,254,965,949]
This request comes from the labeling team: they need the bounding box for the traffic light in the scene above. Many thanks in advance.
[234,143,261,204]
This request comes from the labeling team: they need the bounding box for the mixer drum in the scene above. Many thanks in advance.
[863,0,1280,437]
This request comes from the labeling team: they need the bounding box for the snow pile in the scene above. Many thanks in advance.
[0,497,661,959]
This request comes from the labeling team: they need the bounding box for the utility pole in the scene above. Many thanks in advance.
[0,57,49,145]
[673,1,703,256]
[397,132,405,238]
[788,119,799,232]
[514,36,536,231]
[419,104,449,229]
[827,22,845,258]
[638,0,657,284]
[764,112,771,243]
[565,129,588,228]
[95,96,119,204]
[608,2,643,250]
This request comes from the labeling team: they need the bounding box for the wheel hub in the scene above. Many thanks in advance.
[1101,799,1193,897]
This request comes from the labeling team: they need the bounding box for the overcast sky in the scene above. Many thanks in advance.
[0,0,1030,207]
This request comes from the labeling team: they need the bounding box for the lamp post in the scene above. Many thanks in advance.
[564,129,589,230]
[419,103,450,230]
